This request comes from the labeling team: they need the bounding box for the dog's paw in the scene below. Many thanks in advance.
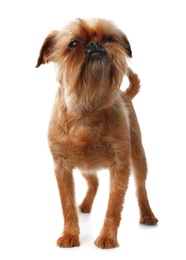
[140,215,158,225]
[94,236,119,249]
[79,203,91,213]
[57,234,80,248]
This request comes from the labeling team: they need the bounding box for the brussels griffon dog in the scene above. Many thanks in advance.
[36,18,158,249]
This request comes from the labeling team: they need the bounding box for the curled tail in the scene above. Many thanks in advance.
[125,68,141,100]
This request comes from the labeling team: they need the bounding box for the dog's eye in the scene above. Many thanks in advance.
[104,37,115,43]
[68,40,79,50]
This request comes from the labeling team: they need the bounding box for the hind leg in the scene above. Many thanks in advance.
[79,172,99,213]
[130,113,158,225]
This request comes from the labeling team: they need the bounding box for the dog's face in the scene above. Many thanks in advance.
[36,18,132,109]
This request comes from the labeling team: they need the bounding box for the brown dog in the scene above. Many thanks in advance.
[36,18,158,249]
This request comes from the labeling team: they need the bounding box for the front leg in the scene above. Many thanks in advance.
[95,165,130,249]
[54,157,80,247]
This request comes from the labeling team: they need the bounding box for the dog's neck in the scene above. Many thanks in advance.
[58,73,122,113]
[61,81,120,113]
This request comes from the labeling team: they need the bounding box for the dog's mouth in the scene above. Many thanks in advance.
[86,42,107,61]
[88,50,107,59]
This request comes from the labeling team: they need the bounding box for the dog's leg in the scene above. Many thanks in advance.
[130,114,158,225]
[54,158,80,247]
[79,172,99,213]
[94,165,130,249]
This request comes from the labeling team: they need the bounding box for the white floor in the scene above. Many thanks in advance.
[1,1,186,259]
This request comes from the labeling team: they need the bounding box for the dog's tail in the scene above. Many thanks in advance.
[125,68,141,100]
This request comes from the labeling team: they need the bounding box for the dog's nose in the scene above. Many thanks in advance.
[87,41,101,52]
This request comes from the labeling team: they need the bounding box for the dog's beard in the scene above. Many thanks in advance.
[83,56,111,86]
[61,48,126,109]
[61,56,120,111]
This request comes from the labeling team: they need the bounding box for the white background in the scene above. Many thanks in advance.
[0,0,186,259]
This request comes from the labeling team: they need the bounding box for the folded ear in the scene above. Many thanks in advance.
[36,30,59,68]
[120,31,132,58]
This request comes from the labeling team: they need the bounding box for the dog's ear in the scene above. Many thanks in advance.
[36,30,58,68]
[120,32,132,58]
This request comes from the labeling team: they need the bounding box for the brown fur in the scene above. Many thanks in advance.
[36,18,158,249]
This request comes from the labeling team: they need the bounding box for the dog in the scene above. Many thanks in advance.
[36,18,158,249]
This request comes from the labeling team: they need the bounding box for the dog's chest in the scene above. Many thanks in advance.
[49,105,129,171]
[67,140,113,171]
[49,120,114,171]
[65,118,113,169]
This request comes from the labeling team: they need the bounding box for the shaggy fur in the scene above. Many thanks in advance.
[36,18,158,249]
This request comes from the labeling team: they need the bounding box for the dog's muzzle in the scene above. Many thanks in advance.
[87,41,107,59]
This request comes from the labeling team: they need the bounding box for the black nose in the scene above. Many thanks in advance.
[87,41,101,52]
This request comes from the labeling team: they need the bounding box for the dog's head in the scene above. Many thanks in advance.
[36,18,132,109]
